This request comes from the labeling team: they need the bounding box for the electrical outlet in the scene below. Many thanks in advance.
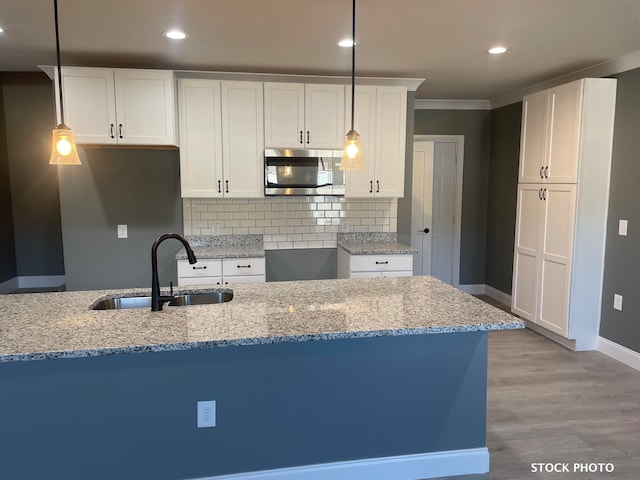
[117,224,128,239]
[613,294,623,311]
[211,223,221,236]
[618,220,628,236]
[341,220,350,233]
[197,400,216,428]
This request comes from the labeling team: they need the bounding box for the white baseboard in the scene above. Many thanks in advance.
[597,336,640,371]
[191,448,489,480]
[457,284,486,295]
[525,320,577,351]
[17,275,65,289]
[484,285,512,306]
[0,277,19,294]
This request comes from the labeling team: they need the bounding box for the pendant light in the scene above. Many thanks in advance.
[340,0,364,171]
[49,0,81,166]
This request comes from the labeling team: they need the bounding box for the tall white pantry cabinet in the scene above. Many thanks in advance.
[511,78,617,351]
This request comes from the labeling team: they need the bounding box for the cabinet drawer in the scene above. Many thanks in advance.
[223,274,266,284]
[222,257,265,276]
[177,259,222,277]
[349,254,413,273]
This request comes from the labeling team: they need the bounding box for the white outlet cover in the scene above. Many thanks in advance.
[197,400,216,428]
[618,220,628,236]
[614,294,623,311]
[117,224,128,239]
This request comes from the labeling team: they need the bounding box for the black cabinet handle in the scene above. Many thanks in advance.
[376,180,380,193]
[306,131,310,144]
[109,124,115,139]
[540,166,544,179]
[118,123,124,139]
[544,166,549,178]
[543,188,547,200]
[192,265,207,270]
[237,264,251,269]
[225,180,229,193]
[369,181,373,193]
[539,188,543,200]
[375,261,389,265]
[218,180,222,194]
[299,131,303,144]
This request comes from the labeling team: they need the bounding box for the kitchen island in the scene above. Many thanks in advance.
[0,276,522,480]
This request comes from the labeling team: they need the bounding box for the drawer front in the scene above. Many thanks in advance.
[381,270,413,278]
[177,259,222,277]
[222,257,266,276]
[177,276,223,287]
[349,254,413,273]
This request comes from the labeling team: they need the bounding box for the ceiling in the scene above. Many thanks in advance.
[1,0,640,102]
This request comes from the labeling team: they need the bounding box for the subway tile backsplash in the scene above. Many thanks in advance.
[183,196,397,250]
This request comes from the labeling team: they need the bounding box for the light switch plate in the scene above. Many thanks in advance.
[614,294,623,311]
[117,224,128,239]
[618,220,628,236]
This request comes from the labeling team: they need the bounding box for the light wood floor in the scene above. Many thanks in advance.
[430,328,640,480]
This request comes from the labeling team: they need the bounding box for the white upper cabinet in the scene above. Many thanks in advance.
[221,81,264,198]
[177,79,264,198]
[519,79,585,184]
[345,86,407,198]
[264,83,345,149]
[57,67,177,146]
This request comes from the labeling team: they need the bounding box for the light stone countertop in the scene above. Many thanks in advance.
[337,232,417,255]
[175,234,265,260]
[0,276,523,363]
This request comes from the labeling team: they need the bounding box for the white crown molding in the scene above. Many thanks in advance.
[415,99,491,110]
[490,49,640,109]
[39,65,425,92]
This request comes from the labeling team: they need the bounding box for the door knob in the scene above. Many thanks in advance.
[422,228,430,234]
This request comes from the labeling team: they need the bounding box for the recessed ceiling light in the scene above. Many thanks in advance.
[338,39,356,48]
[488,46,508,55]
[0,27,5,34]
[164,30,187,40]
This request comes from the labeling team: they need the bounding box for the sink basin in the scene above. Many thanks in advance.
[90,290,233,310]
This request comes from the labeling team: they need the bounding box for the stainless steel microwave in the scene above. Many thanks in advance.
[264,149,345,196]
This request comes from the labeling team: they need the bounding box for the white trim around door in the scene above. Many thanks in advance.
[413,135,464,288]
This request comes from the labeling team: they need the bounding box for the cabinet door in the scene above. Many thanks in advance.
[519,89,549,183]
[537,184,576,336]
[546,80,583,184]
[178,79,223,198]
[264,83,305,148]
[374,86,407,197]
[304,84,345,148]
[114,69,177,145]
[221,81,264,198]
[511,184,544,321]
[345,85,377,197]
[59,67,117,144]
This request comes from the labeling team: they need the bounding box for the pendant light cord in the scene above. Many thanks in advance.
[350,0,356,131]
[54,0,65,125]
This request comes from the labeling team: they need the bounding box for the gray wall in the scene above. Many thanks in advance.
[266,248,337,281]
[599,68,640,354]
[0,332,488,479]
[397,91,416,248]
[485,103,522,295]
[58,147,183,291]
[413,109,492,285]
[1,73,65,278]
[0,77,17,284]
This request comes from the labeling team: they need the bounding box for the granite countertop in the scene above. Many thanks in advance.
[0,276,523,363]
[337,232,417,255]
[176,234,265,260]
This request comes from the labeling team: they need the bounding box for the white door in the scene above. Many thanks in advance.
[430,142,457,284]
[304,84,345,148]
[114,69,176,145]
[344,85,376,197]
[411,141,434,276]
[264,83,305,148]
[519,89,549,183]
[221,81,264,198]
[59,67,117,144]
[374,86,407,197]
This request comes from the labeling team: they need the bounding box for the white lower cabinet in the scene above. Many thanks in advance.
[337,248,413,279]
[177,257,265,286]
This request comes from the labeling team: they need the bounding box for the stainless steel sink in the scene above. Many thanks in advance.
[90,290,233,310]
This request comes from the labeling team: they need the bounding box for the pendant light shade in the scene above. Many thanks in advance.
[49,0,81,166]
[340,0,364,171]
